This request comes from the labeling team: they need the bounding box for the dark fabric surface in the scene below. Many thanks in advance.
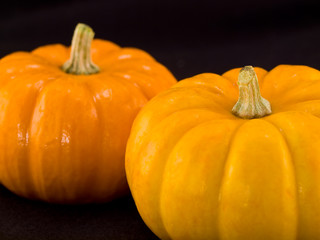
[0,0,320,239]
[0,186,157,240]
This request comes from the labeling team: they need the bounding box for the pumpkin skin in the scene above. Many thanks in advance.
[126,65,320,239]
[0,26,176,203]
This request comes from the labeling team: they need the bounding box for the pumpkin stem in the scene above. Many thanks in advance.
[232,66,271,119]
[62,23,99,75]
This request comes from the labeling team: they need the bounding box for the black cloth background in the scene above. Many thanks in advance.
[0,0,319,239]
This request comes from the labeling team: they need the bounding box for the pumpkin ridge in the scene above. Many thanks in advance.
[126,107,227,181]
[159,120,230,236]
[80,78,125,202]
[141,107,234,149]
[109,72,150,100]
[29,77,102,202]
[160,118,242,239]
[134,122,197,239]
[31,43,69,67]
[265,84,320,107]
[278,91,320,107]
[263,116,300,236]
[172,73,238,98]
[189,85,238,111]
[277,101,320,118]
[132,110,227,239]
[0,53,62,78]
[26,76,59,200]
[131,69,172,97]
[128,87,238,154]
[27,74,71,201]
[74,81,103,201]
[0,72,54,199]
[266,111,320,238]
[216,119,247,238]
[90,48,153,69]
[173,82,233,97]
[116,47,155,61]
[218,119,297,239]
[165,87,236,114]
[0,52,36,63]
[108,61,175,100]
[260,65,320,106]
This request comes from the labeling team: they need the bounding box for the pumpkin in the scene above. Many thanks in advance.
[0,23,176,203]
[126,65,320,239]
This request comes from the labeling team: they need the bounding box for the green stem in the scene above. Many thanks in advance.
[62,23,99,75]
[232,66,271,119]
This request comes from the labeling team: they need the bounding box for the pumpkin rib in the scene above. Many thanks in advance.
[0,52,32,63]
[173,84,238,106]
[109,71,155,100]
[172,73,238,98]
[31,44,70,67]
[168,86,237,114]
[172,83,238,112]
[105,59,174,99]
[267,84,320,107]
[74,81,104,201]
[78,79,130,203]
[140,88,238,145]
[128,110,230,239]
[265,111,320,239]
[130,108,230,175]
[127,86,237,147]
[25,75,58,200]
[89,39,121,63]
[261,65,320,105]
[160,119,243,239]
[218,119,297,239]
[140,117,241,239]
[133,60,176,90]
[104,65,158,100]
[108,60,176,100]
[81,78,122,201]
[277,100,320,117]
[125,107,232,183]
[0,71,55,199]
[216,118,248,236]
[29,77,61,200]
[106,57,159,70]
[263,114,300,236]
[28,77,102,202]
[141,107,235,146]
[95,48,155,68]
[1,52,62,75]
[27,76,68,201]
[117,48,155,61]
[275,92,320,108]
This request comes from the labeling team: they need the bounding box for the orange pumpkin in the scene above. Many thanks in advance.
[0,23,176,203]
[126,65,320,239]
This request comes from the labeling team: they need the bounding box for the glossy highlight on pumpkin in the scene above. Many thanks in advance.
[0,23,176,203]
[126,65,320,239]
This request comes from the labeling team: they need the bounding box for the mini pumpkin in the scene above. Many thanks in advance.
[126,65,320,239]
[0,23,176,203]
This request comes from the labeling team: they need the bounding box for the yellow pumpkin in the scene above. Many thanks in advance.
[0,23,176,203]
[126,65,320,239]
